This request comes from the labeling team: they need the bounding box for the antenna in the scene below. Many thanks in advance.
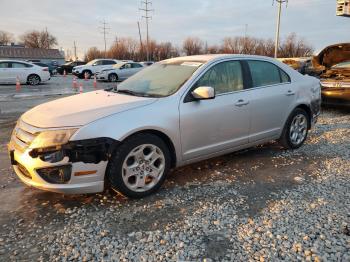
[99,19,110,58]
[273,0,288,58]
[139,0,154,61]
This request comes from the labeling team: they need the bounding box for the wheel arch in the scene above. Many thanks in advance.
[294,104,312,129]
[120,129,177,168]
[108,73,118,81]
[27,73,41,83]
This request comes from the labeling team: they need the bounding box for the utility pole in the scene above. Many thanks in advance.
[73,41,77,61]
[137,21,144,59]
[273,0,288,58]
[99,19,110,58]
[140,0,154,61]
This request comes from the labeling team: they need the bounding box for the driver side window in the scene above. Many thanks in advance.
[195,60,244,95]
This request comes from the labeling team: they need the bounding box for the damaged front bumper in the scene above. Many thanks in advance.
[8,120,118,194]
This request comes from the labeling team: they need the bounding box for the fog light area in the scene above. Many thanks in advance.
[36,165,72,184]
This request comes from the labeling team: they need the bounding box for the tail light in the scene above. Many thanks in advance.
[42,68,49,71]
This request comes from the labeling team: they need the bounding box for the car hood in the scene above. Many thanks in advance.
[21,90,157,128]
[312,43,350,71]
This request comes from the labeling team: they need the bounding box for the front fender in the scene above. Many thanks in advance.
[70,97,182,164]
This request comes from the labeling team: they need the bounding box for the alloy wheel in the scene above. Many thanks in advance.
[122,144,165,192]
[289,114,307,146]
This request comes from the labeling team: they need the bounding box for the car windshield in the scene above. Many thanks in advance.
[86,59,98,65]
[332,61,350,69]
[114,61,203,97]
[113,63,127,69]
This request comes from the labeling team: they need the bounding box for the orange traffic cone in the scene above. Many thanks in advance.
[63,69,67,77]
[72,76,78,89]
[93,74,97,89]
[16,76,21,92]
[79,83,83,94]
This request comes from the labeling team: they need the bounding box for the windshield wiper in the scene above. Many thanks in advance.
[116,89,148,97]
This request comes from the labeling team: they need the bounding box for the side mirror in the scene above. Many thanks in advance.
[191,86,215,100]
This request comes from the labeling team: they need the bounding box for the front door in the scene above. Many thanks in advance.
[179,60,250,161]
[0,61,12,83]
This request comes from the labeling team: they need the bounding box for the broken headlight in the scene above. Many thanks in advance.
[30,129,78,149]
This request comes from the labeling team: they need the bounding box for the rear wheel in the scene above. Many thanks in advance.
[108,73,118,82]
[82,70,92,79]
[27,74,41,85]
[107,134,170,198]
[279,108,309,149]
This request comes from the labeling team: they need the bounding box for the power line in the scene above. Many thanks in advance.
[273,0,288,58]
[139,0,154,61]
[99,19,110,58]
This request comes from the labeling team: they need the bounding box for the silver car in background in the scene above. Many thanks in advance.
[96,62,144,82]
[8,54,321,198]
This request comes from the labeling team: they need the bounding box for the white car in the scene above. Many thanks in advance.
[0,60,50,85]
[96,62,144,82]
[72,59,132,79]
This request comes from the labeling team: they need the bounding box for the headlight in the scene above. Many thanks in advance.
[30,129,78,149]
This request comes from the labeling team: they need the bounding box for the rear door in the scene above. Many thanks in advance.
[244,60,295,142]
[10,62,32,83]
[0,61,11,83]
[120,63,133,79]
[131,63,144,75]
[179,60,251,161]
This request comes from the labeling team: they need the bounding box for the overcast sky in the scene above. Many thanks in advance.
[0,0,349,58]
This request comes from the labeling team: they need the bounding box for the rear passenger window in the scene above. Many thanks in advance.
[247,60,282,87]
[12,63,28,68]
[104,60,116,65]
[0,62,10,68]
[280,69,290,83]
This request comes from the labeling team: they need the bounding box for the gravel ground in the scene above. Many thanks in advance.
[0,108,349,261]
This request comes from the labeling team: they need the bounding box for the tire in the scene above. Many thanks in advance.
[108,73,118,82]
[279,108,309,149]
[27,74,41,86]
[107,133,171,198]
[82,70,92,79]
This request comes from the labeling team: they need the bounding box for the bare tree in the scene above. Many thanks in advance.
[20,29,58,49]
[84,47,102,62]
[182,37,204,56]
[279,33,313,58]
[0,31,14,45]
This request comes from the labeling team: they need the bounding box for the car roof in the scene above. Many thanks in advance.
[0,59,32,64]
[162,54,279,64]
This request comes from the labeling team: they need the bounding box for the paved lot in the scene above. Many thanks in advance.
[0,76,349,261]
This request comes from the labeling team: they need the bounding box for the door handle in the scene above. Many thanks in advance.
[235,99,249,107]
[286,90,295,96]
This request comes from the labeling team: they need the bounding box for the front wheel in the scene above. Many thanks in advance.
[27,74,41,85]
[107,134,171,198]
[108,73,118,82]
[279,108,309,149]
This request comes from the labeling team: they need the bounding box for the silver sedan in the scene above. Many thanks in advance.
[96,62,144,82]
[8,54,321,198]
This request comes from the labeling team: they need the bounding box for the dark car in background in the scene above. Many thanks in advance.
[57,61,86,75]
[312,43,350,107]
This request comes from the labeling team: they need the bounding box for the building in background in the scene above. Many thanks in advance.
[337,0,350,17]
[0,45,65,65]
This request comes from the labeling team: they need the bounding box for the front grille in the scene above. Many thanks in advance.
[11,119,40,152]
[17,163,32,179]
